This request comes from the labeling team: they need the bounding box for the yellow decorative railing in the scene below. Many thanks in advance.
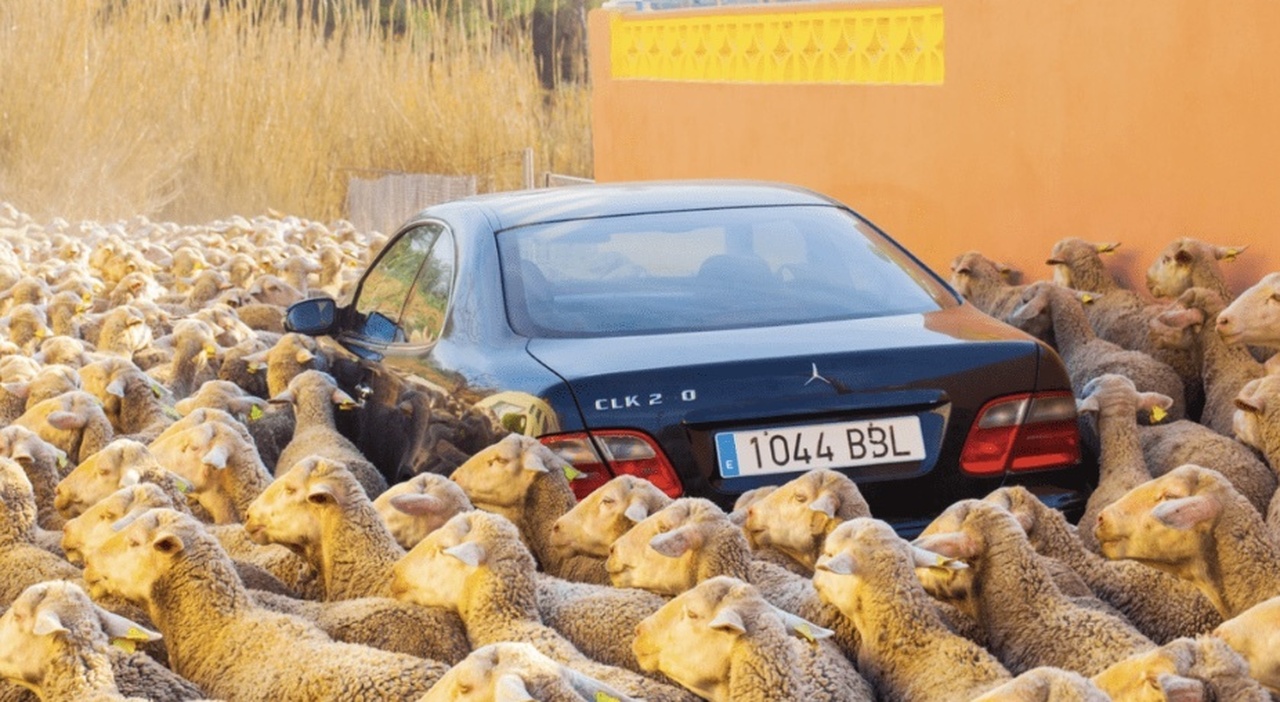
[609,6,944,85]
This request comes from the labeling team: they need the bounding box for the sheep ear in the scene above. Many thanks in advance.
[650,528,698,558]
[306,483,337,505]
[1264,354,1280,377]
[331,389,357,409]
[769,605,834,642]
[493,673,535,702]
[816,552,856,575]
[623,500,650,524]
[911,532,979,560]
[294,348,314,364]
[95,605,162,643]
[1175,249,1195,265]
[1234,380,1266,413]
[202,444,230,470]
[1151,495,1221,530]
[32,609,68,636]
[564,671,630,702]
[105,378,127,398]
[808,493,838,518]
[47,410,88,430]
[443,541,486,568]
[519,450,550,474]
[1138,392,1175,413]
[707,606,746,634]
[911,545,969,571]
[9,443,34,465]
[1096,242,1121,254]
[152,530,185,555]
[120,468,142,487]
[388,493,444,516]
[1076,396,1100,414]
[268,389,294,405]
[1157,674,1206,702]
[1213,245,1246,261]
[1,382,29,400]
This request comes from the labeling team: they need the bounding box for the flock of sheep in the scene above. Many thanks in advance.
[0,194,1278,702]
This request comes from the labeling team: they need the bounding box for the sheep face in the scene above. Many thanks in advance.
[83,508,189,605]
[911,500,1004,617]
[741,469,864,568]
[948,251,1006,298]
[1146,239,1243,300]
[1045,238,1117,290]
[549,475,667,559]
[1232,376,1279,453]
[53,439,157,518]
[373,473,473,551]
[450,434,565,510]
[1217,272,1280,348]
[173,380,265,418]
[389,511,483,610]
[62,484,172,566]
[244,456,354,549]
[1214,597,1280,693]
[606,498,720,594]
[147,423,230,494]
[420,643,555,702]
[1094,465,1225,575]
[632,576,750,700]
[1091,642,1205,702]
[813,517,954,621]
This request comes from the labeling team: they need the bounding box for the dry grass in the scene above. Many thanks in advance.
[0,0,592,223]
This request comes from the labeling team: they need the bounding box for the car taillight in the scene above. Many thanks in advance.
[539,430,684,500]
[959,391,1081,476]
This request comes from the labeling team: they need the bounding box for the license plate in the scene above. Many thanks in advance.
[715,416,926,477]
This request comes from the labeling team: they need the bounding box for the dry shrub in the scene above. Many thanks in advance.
[0,0,591,223]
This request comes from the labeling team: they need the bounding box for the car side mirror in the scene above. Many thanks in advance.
[284,298,339,336]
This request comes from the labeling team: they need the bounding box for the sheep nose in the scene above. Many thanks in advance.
[1216,315,1231,328]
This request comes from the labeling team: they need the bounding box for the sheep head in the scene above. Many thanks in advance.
[1214,596,1280,694]
[53,439,161,518]
[82,507,194,605]
[740,468,870,569]
[1045,237,1119,289]
[389,510,530,613]
[1146,238,1244,300]
[1232,375,1280,454]
[549,474,670,559]
[450,433,575,510]
[605,497,731,594]
[0,581,161,687]
[422,642,637,702]
[174,379,267,420]
[373,472,473,551]
[1077,373,1175,423]
[970,667,1110,701]
[62,483,175,566]
[1217,272,1280,349]
[948,251,1007,298]
[633,575,831,702]
[244,455,362,550]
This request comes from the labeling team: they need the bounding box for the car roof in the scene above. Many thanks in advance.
[422,180,843,231]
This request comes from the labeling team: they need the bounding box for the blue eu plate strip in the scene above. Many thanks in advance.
[715,433,739,477]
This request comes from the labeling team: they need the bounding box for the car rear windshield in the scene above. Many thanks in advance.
[496,205,957,338]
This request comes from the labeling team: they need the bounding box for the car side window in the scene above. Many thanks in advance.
[352,224,443,343]
[399,227,455,345]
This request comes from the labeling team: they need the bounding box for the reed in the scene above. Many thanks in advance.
[0,0,591,223]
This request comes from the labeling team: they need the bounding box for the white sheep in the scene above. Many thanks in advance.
[0,580,206,702]
[968,667,1111,702]
[0,425,69,532]
[1146,238,1244,301]
[739,468,871,571]
[147,420,272,525]
[14,390,115,466]
[0,457,81,607]
[421,642,640,702]
[1096,464,1280,618]
[1217,271,1280,352]
[548,474,671,561]
[372,472,474,550]
[1213,595,1280,695]
[174,380,292,472]
[390,509,698,702]
[983,485,1221,644]
[914,499,1155,676]
[949,250,1030,321]
[81,508,450,701]
[1094,634,1271,701]
[632,575,874,701]
[144,319,220,401]
[1233,373,1280,542]
[53,439,194,520]
[270,369,388,499]
[812,517,1010,700]
[250,332,329,398]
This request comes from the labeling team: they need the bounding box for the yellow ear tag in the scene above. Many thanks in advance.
[248,364,262,374]
[175,479,191,494]
[249,405,264,421]
[796,623,817,644]
[562,464,584,481]
[150,384,163,398]
[110,638,137,654]
[1150,405,1167,423]
[1225,248,1240,261]
[1080,293,1094,305]
[595,693,621,702]
[125,626,151,640]
[338,402,355,411]
[57,454,68,470]
[163,406,182,420]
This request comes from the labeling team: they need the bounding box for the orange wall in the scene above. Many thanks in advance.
[589,0,1280,296]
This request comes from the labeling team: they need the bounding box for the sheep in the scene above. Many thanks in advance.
[215,335,272,397]
[0,457,81,606]
[739,468,871,571]
[0,354,41,383]
[1006,281,1187,421]
[0,382,28,425]
[33,334,94,368]
[145,319,220,401]
[1213,595,1280,695]
[250,332,330,398]
[812,517,1010,701]
[4,303,52,352]
[968,668,1111,702]
[1233,374,1280,541]
[14,390,114,466]
[1096,464,1280,618]
[0,426,68,530]
[270,369,388,499]
[1146,238,1243,301]
[913,499,1155,676]
[548,474,670,563]
[421,642,640,702]
[23,364,81,408]
[191,304,256,348]
[727,484,776,525]
[390,509,699,702]
[174,379,292,472]
[80,508,449,701]
[88,306,153,359]
[0,580,206,702]
[631,575,874,701]
[53,439,194,520]
[1135,418,1278,521]
[450,433,607,584]
[1093,635,1271,701]
[983,485,1222,644]
[949,250,1030,321]
[373,472,475,550]
[147,420,272,525]
[231,301,286,333]
[1217,271,1280,350]
[1150,286,1265,436]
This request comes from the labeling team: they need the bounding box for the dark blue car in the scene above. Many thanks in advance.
[287,181,1094,533]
